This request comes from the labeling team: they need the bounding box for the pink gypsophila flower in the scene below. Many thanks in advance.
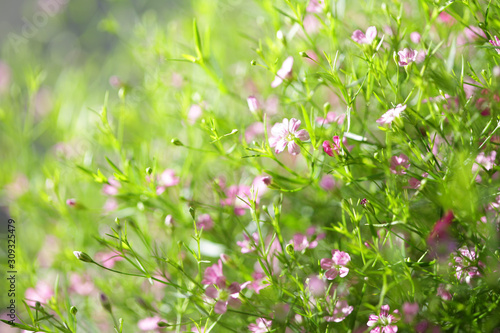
[246,271,270,294]
[320,250,351,279]
[271,56,294,88]
[452,247,485,284]
[236,232,259,253]
[398,48,418,66]
[269,118,309,155]
[221,184,253,215]
[25,281,54,307]
[376,104,406,125]
[325,300,354,322]
[437,284,452,301]
[197,214,214,230]
[205,282,242,314]
[323,136,341,156]
[367,304,400,333]
[202,259,226,288]
[489,36,500,54]
[352,26,377,44]
[248,318,272,333]
[390,154,410,175]
[138,316,163,331]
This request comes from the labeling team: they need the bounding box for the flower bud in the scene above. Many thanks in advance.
[73,251,94,263]
[247,96,260,113]
[100,293,112,313]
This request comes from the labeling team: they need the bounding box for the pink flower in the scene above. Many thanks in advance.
[306,275,326,297]
[236,232,259,253]
[325,300,354,322]
[428,211,457,259]
[197,214,214,230]
[138,316,163,331]
[367,304,400,333]
[437,284,452,301]
[69,274,95,296]
[323,136,341,156]
[376,104,406,126]
[221,185,253,215]
[489,36,500,54]
[398,48,418,66]
[452,247,484,284]
[321,250,351,279]
[160,169,180,187]
[245,122,265,142]
[290,228,325,251]
[202,259,226,287]
[438,12,455,25]
[246,271,270,294]
[474,151,496,171]
[103,198,118,212]
[94,251,123,269]
[319,174,337,191]
[271,56,294,88]
[410,32,421,44]
[0,61,11,94]
[205,282,242,314]
[102,178,120,196]
[352,26,377,44]
[66,198,77,207]
[247,96,260,113]
[25,281,54,307]
[188,104,203,124]
[248,318,272,333]
[464,26,486,41]
[316,111,345,125]
[402,302,419,323]
[390,154,410,175]
[269,118,309,155]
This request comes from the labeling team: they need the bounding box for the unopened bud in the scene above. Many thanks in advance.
[247,96,260,113]
[100,293,112,312]
[251,60,257,66]
[70,306,78,316]
[262,176,272,186]
[73,251,94,263]
[171,138,184,146]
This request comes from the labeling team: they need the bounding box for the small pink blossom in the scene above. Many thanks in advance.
[452,247,484,284]
[321,250,351,279]
[246,271,270,294]
[402,302,419,323]
[247,96,260,113]
[160,169,180,187]
[323,136,341,156]
[306,275,326,297]
[245,122,265,142]
[221,184,253,215]
[188,104,203,124]
[398,48,418,66]
[138,316,163,331]
[376,104,406,126]
[202,259,226,288]
[248,318,272,333]
[103,198,118,212]
[464,26,486,41]
[269,118,309,155]
[66,198,77,207]
[205,282,242,314]
[437,284,452,301]
[25,281,54,307]
[410,32,421,44]
[325,300,354,322]
[390,154,410,175]
[352,26,377,45]
[0,61,11,94]
[290,228,325,251]
[438,12,455,25]
[236,232,259,253]
[102,178,120,196]
[489,36,500,54]
[69,274,95,296]
[319,174,337,191]
[94,251,123,269]
[367,304,400,333]
[271,56,294,88]
[197,214,214,230]
[316,111,345,125]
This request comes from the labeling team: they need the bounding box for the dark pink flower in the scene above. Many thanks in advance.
[269,118,309,155]
[202,259,226,288]
[197,214,214,230]
[452,247,484,284]
[367,304,400,333]
[271,56,294,88]
[325,300,354,322]
[323,136,341,156]
[236,232,259,253]
[428,211,457,259]
[438,12,455,25]
[321,250,351,279]
[390,154,410,175]
[376,104,406,126]
[248,318,272,333]
[66,198,77,207]
[352,26,377,45]
[489,36,500,54]
[398,48,418,66]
